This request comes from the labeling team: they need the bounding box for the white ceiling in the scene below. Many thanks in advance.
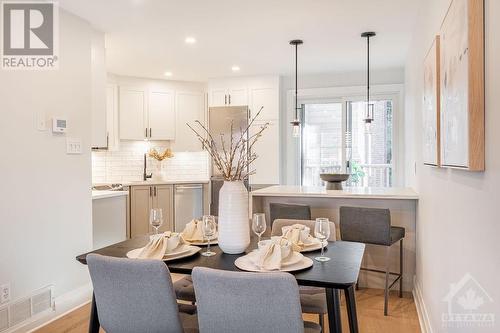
[59,0,421,82]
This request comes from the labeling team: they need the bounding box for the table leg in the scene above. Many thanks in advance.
[89,293,100,333]
[344,285,359,333]
[325,288,342,333]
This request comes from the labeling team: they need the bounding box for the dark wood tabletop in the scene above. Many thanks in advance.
[76,236,365,289]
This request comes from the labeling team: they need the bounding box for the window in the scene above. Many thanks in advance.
[301,98,394,187]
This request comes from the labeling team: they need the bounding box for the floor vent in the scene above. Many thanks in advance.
[0,285,54,331]
[9,298,31,327]
[0,307,8,332]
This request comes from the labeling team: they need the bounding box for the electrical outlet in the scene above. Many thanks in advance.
[0,284,10,304]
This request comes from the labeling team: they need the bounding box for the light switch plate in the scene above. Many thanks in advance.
[66,138,82,155]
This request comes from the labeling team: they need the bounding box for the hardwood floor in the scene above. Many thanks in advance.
[35,288,420,333]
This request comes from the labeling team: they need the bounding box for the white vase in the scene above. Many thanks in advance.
[218,180,250,254]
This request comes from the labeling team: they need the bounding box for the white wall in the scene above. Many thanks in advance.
[0,9,93,309]
[280,68,405,184]
[405,0,500,331]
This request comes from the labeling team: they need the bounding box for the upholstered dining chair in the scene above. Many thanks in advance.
[192,267,321,333]
[271,219,336,329]
[339,206,405,316]
[86,254,198,333]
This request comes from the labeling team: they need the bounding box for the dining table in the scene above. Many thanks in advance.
[76,236,365,333]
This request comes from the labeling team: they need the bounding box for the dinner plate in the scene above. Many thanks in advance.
[235,255,313,272]
[186,239,218,246]
[126,245,201,261]
[300,240,328,253]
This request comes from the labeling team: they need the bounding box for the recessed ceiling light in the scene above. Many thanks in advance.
[231,66,240,72]
[164,71,172,77]
[185,37,196,44]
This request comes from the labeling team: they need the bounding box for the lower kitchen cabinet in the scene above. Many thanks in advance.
[130,184,173,237]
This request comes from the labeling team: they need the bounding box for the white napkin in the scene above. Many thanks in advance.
[282,224,320,251]
[252,237,292,271]
[181,219,205,242]
[138,232,181,259]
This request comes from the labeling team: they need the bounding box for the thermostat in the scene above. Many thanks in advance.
[52,118,67,133]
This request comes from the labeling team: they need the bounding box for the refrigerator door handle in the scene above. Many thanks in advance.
[228,94,231,105]
[224,94,227,105]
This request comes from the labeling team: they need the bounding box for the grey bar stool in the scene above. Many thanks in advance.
[339,206,404,316]
[270,203,311,226]
[272,219,336,330]
[87,254,198,333]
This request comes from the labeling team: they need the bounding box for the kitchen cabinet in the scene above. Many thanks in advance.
[105,83,119,150]
[119,87,176,141]
[171,91,205,151]
[90,30,107,148]
[249,86,279,121]
[130,184,173,237]
[119,87,147,140]
[208,87,247,107]
[249,121,280,185]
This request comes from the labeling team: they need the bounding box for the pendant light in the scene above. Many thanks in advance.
[289,39,303,138]
[361,31,376,125]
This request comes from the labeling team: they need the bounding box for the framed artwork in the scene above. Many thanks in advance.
[423,36,440,166]
[440,0,484,171]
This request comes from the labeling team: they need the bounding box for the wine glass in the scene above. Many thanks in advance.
[314,218,330,262]
[252,213,267,244]
[150,208,163,235]
[201,215,217,257]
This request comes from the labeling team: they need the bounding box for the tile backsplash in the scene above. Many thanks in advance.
[92,141,209,183]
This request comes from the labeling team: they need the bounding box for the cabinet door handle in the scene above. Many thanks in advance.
[154,186,157,196]
[149,128,152,138]
[149,187,152,197]
[228,94,231,105]
[145,128,148,138]
[224,94,227,105]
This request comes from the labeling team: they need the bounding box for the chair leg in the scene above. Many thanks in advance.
[384,246,390,316]
[399,239,404,298]
[319,313,325,330]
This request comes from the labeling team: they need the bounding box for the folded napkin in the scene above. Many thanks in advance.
[138,232,180,260]
[181,219,205,242]
[253,237,292,271]
[282,224,320,251]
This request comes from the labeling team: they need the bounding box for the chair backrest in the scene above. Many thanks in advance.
[339,206,391,246]
[271,219,337,241]
[192,267,304,333]
[86,254,184,333]
[270,203,311,226]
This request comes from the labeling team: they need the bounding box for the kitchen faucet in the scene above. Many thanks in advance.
[143,153,152,181]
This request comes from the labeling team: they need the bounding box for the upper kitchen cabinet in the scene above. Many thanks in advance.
[119,86,147,140]
[171,91,205,151]
[90,30,108,148]
[208,86,247,107]
[248,76,280,121]
[149,90,175,140]
[119,87,176,141]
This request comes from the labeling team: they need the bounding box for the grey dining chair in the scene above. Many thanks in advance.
[192,267,321,333]
[270,203,311,226]
[339,206,405,316]
[86,254,198,333]
[271,219,336,329]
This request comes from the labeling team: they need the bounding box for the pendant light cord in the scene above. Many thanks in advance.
[367,35,370,110]
[295,42,298,120]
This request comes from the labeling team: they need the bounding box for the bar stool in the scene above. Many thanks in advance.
[339,206,404,316]
[270,203,311,226]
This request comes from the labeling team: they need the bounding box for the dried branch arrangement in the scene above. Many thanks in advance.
[148,148,174,161]
[187,106,269,181]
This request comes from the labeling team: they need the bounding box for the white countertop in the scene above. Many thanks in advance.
[92,190,129,200]
[125,179,210,186]
[251,186,419,200]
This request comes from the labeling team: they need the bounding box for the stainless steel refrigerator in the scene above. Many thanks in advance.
[209,106,249,216]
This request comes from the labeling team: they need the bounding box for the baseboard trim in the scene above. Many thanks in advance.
[10,283,93,333]
[412,277,433,333]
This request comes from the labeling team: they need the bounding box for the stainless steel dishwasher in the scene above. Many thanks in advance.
[174,184,204,232]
